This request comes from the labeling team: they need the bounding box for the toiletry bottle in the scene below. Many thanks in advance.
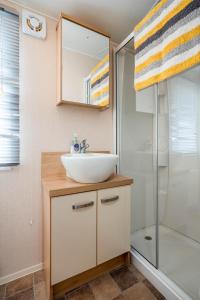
[70,134,80,154]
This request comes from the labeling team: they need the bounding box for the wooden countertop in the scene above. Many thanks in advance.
[43,174,133,197]
[42,152,133,197]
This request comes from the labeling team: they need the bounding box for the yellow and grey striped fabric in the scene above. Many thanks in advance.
[134,0,200,91]
[90,54,109,106]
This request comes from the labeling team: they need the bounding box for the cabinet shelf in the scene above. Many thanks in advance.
[56,99,110,110]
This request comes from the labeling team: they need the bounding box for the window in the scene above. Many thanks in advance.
[83,75,91,104]
[0,8,19,166]
[168,76,199,155]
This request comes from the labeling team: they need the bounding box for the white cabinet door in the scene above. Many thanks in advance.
[97,186,131,264]
[51,192,96,284]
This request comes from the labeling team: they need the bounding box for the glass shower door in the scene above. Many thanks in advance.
[158,64,200,300]
[117,37,200,299]
[116,38,158,267]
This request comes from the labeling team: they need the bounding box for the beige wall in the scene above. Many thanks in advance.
[62,48,99,102]
[0,0,113,280]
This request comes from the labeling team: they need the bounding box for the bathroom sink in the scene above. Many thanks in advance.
[61,153,118,183]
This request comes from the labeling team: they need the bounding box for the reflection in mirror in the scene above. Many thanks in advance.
[62,18,110,107]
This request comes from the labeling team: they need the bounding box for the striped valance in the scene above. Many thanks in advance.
[134,0,200,91]
[90,54,109,106]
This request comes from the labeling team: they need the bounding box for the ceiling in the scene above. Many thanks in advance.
[13,0,156,43]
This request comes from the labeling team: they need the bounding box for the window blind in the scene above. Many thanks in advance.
[168,76,198,155]
[0,8,19,166]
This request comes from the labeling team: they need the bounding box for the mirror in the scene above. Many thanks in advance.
[59,16,110,108]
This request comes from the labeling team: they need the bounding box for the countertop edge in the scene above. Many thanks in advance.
[42,175,133,198]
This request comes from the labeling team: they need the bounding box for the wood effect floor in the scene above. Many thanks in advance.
[0,270,46,300]
[0,266,166,300]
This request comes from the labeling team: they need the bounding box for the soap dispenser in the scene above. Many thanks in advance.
[70,134,80,154]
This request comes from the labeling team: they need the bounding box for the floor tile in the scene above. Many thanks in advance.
[0,285,6,299]
[128,265,145,282]
[143,280,166,300]
[34,281,47,300]
[89,273,120,300]
[3,265,165,300]
[6,275,33,298]
[6,288,34,300]
[112,295,125,300]
[65,284,95,300]
[123,282,157,300]
[110,267,138,291]
[33,270,45,285]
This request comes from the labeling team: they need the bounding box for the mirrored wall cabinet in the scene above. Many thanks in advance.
[56,14,111,110]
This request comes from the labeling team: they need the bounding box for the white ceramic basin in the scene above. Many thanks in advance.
[61,153,118,183]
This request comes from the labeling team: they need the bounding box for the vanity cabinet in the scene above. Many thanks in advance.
[97,187,131,264]
[51,191,97,285]
[50,185,131,287]
[42,152,133,300]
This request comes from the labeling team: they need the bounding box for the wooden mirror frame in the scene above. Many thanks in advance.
[56,13,112,110]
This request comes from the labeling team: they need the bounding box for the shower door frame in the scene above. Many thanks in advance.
[114,31,159,269]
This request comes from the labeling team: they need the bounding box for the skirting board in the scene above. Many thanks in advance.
[0,263,43,285]
[131,250,192,300]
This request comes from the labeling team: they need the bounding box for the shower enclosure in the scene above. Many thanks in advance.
[116,36,200,300]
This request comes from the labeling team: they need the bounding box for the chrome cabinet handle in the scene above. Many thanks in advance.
[72,201,94,210]
[101,196,119,204]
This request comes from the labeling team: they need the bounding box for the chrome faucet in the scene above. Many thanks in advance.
[80,139,89,153]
